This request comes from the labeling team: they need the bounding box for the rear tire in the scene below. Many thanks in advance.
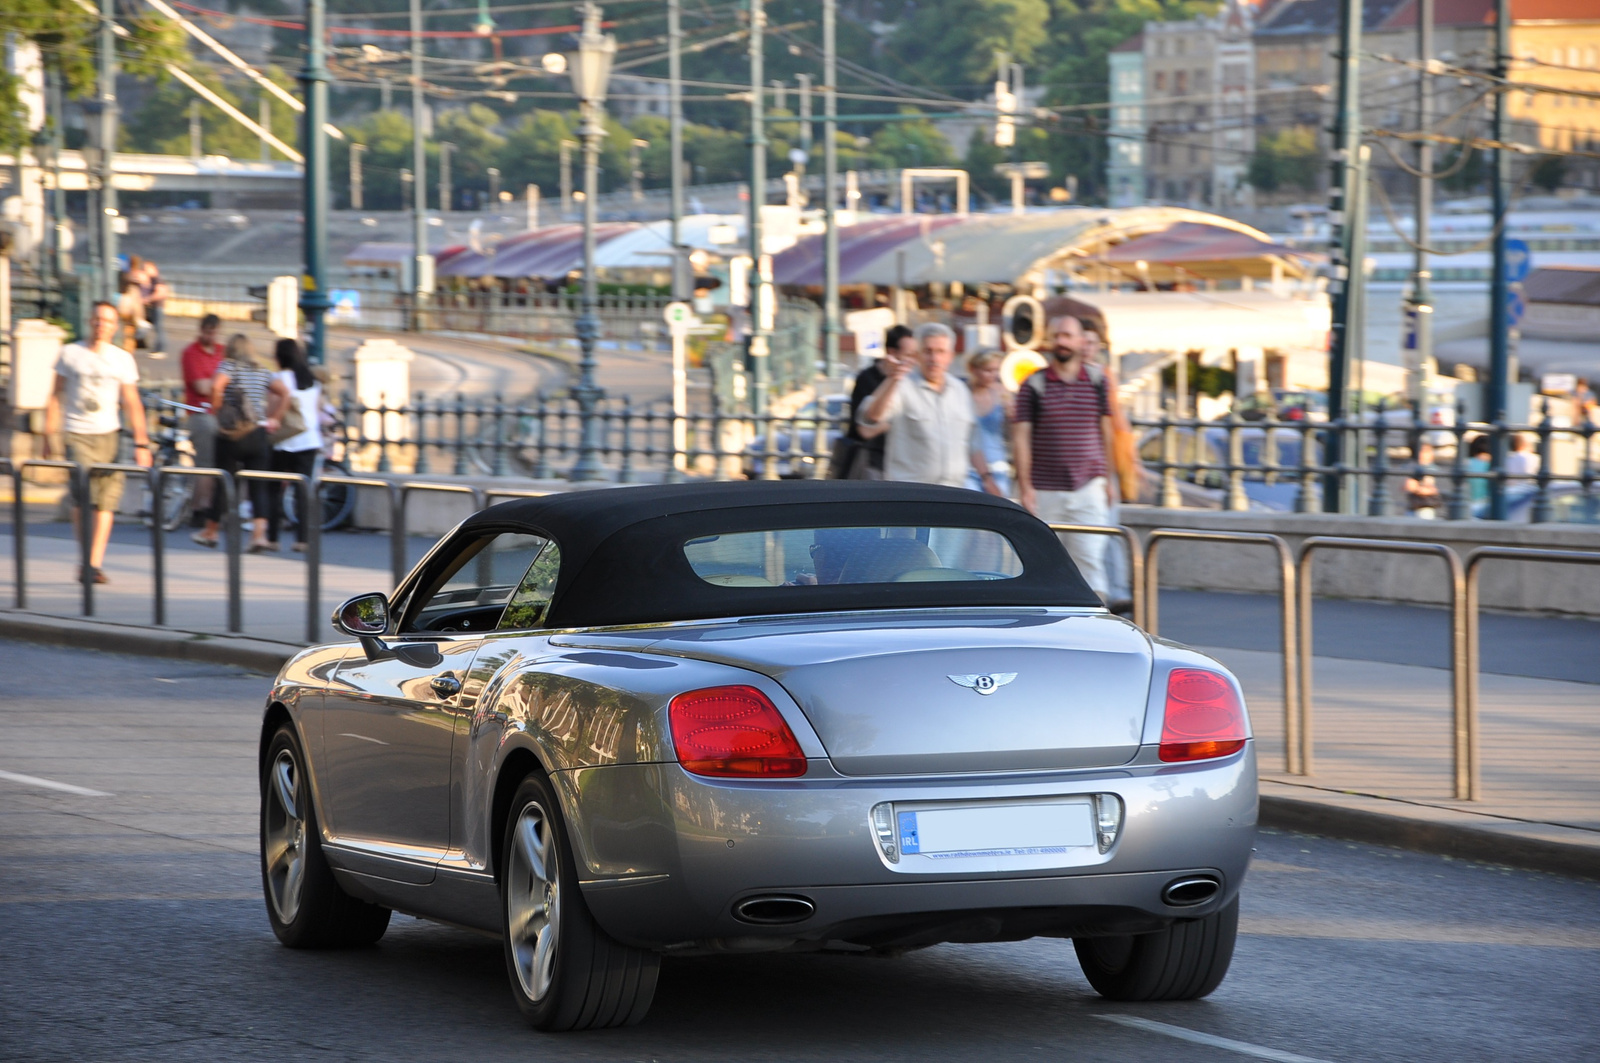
[1073,897,1238,1001]
[260,725,392,948]
[500,771,659,1030]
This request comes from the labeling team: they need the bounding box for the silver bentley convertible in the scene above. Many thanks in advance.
[259,481,1256,1030]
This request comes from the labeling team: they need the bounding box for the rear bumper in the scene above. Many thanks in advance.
[558,744,1258,950]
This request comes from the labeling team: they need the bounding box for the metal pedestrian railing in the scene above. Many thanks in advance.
[1295,537,1469,797]
[1045,522,1145,631]
[1143,530,1300,775]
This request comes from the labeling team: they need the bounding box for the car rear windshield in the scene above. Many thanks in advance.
[683,526,1024,588]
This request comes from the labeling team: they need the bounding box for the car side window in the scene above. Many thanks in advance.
[402,531,549,634]
[499,540,562,630]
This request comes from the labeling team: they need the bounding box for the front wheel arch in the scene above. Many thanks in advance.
[491,745,548,884]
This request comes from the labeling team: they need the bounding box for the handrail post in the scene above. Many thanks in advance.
[1368,399,1390,516]
[1532,397,1554,524]
[77,464,94,616]
[1159,403,1180,508]
[390,482,406,590]
[533,392,551,479]
[11,460,26,609]
[1224,410,1247,512]
[1447,399,1470,520]
[619,395,636,483]
[221,471,241,633]
[149,465,165,626]
[413,392,431,475]
[304,471,322,644]
[453,392,470,476]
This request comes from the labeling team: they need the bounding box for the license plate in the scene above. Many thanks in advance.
[897,801,1095,859]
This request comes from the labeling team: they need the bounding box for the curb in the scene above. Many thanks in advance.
[1260,787,1600,881]
[0,609,298,674]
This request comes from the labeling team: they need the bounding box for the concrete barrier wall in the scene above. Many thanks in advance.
[1120,508,1600,618]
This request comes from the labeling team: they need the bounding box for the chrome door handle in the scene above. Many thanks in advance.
[430,673,462,699]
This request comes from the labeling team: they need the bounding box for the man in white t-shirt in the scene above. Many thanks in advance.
[44,300,153,584]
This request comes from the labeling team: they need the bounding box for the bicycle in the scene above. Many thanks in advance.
[138,396,202,532]
[281,411,357,533]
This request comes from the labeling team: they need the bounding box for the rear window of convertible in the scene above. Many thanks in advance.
[683,526,1025,588]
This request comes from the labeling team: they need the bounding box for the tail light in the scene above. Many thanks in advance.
[1158,669,1247,763]
[669,685,807,778]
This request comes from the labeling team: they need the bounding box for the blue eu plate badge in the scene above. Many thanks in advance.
[897,811,922,854]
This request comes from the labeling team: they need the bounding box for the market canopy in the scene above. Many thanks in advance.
[771,206,1318,288]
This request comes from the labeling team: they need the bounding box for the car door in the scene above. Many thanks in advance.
[319,529,550,882]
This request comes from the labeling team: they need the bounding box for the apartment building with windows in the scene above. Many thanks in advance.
[1108,34,1146,207]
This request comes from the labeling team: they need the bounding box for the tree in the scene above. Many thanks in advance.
[1247,126,1319,194]
[892,0,1052,86]
[0,0,184,151]
[123,65,299,160]
[1531,154,1566,193]
[865,114,956,170]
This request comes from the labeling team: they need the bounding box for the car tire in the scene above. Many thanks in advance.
[500,771,660,1030]
[260,725,392,949]
[1073,896,1238,1001]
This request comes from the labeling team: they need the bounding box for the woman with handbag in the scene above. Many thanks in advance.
[191,334,291,552]
[265,338,322,553]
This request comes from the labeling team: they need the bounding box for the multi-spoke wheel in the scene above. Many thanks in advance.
[499,772,659,1030]
[259,724,391,949]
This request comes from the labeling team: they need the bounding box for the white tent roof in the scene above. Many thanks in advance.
[1073,289,1331,359]
[593,214,746,269]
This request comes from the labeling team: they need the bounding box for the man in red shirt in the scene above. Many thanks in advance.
[1013,314,1115,596]
[180,314,225,514]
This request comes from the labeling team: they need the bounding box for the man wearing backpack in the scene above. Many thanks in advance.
[1013,314,1114,597]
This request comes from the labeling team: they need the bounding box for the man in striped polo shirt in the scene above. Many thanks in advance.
[1013,314,1114,596]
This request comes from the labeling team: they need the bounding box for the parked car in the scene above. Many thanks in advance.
[742,393,849,478]
[259,481,1257,1029]
[1482,484,1600,524]
[1138,425,1305,510]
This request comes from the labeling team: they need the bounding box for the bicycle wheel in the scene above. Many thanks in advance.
[282,459,356,532]
[141,448,195,532]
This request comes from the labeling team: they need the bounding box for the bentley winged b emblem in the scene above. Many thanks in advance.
[947,672,1018,695]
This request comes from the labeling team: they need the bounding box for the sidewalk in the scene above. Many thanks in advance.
[1,534,1595,878]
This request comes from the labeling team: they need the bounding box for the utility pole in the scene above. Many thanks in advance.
[439,141,453,213]
[668,0,687,298]
[821,0,839,380]
[47,64,67,281]
[259,94,271,160]
[1487,0,1513,519]
[525,183,539,228]
[410,0,429,314]
[747,0,769,414]
[96,0,118,303]
[350,142,365,210]
[189,100,202,157]
[300,0,332,366]
[1323,0,1363,513]
[487,166,500,208]
[796,72,811,188]
[1404,0,1435,407]
[569,0,615,481]
[630,138,648,202]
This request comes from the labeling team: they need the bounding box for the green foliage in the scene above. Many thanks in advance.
[123,65,299,159]
[863,113,956,169]
[892,0,1052,85]
[0,0,184,151]
[1247,125,1320,193]
[1531,154,1566,193]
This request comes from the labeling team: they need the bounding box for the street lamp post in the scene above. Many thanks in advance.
[300,0,332,366]
[567,1,616,482]
[669,0,687,299]
[821,0,839,381]
[96,0,118,303]
[410,0,429,321]
[747,0,769,416]
[630,138,649,202]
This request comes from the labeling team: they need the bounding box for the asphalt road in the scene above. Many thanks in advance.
[2,640,1597,1063]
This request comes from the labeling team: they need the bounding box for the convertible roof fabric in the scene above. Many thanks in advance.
[461,480,1102,627]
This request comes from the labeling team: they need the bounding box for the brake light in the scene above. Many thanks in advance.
[669,685,807,778]
[1158,669,1247,763]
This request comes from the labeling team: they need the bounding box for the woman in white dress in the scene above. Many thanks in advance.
[265,338,324,553]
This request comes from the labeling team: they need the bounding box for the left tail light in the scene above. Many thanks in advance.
[669,685,807,778]
[1158,669,1247,763]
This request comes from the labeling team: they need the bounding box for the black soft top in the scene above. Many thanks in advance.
[462,480,1101,628]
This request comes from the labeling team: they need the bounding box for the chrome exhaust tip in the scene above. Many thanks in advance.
[733,895,816,925]
[1161,876,1221,907]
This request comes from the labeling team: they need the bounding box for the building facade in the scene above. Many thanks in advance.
[1107,34,1145,207]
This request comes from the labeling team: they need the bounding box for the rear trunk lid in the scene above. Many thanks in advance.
[566,610,1153,776]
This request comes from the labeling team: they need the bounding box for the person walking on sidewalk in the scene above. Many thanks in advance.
[1013,314,1115,598]
[191,334,290,553]
[43,300,153,584]
[265,338,323,553]
[140,259,170,356]
[834,324,915,480]
[964,348,1012,497]
[856,322,989,489]
[180,314,225,520]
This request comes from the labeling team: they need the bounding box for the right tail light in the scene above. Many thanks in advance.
[1158,669,1247,763]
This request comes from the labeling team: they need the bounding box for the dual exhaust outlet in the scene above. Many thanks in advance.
[732,877,1220,925]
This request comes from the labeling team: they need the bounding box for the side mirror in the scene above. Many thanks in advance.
[334,593,389,637]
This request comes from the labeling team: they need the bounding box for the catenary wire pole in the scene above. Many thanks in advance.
[821,0,840,381]
[1487,0,1513,519]
[411,0,429,319]
[300,0,332,366]
[747,0,770,416]
[96,0,118,302]
[1405,0,1434,406]
[669,0,687,299]
[1323,0,1363,513]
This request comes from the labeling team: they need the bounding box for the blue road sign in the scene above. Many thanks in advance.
[1505,238,1532,284]
[1507,290,1526,327]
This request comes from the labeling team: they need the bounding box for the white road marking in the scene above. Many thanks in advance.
[0,769,112,797]
[1098,1015,1336,1063]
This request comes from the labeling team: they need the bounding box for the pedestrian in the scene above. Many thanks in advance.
[1465,434,1492,508]
[42,300,153,584]
[191,334,290,553]
[265,338,323,553]
[831,324,914,480]
[964,348,1011,496]
[180,313,225,521]
[1403,441,1443,518]
[856,322,991,489]
[1013,314,1116,598]
[1504,432,1540,482]
[117,257,148,353]
[140,259,170,355]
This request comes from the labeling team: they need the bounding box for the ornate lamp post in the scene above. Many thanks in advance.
[567,1,615,481]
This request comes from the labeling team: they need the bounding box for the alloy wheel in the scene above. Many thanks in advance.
[263,749,306,923]
[506,802,561,1002]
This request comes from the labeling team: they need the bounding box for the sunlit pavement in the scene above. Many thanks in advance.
[2,639,1597,1062]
